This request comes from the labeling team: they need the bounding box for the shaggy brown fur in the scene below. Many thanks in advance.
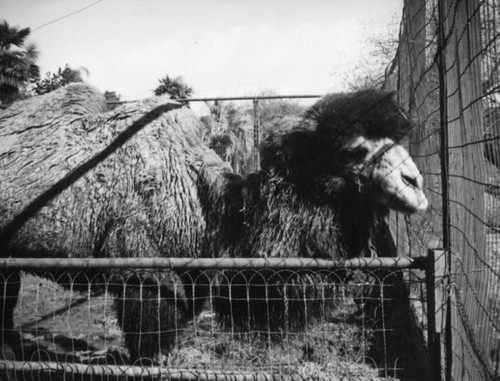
[0,84,421,360]
[211,91,414,332]
[0,83,232,361]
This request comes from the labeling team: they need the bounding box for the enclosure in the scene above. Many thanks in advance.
[0,0,500,380]
[0,257,434,380]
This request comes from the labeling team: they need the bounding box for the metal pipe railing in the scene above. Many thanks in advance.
[106,94,322,105]
[0,361,277,381]
[0,256,426,270]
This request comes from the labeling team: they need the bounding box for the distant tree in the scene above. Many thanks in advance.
[343,15,399,91]
[0,20,39,104]
[201,92,305,175]
[33,64,87,95]
[154,75,193,99]
[202,100,253,175]
[256,90,305,134]
[104,90,121,110]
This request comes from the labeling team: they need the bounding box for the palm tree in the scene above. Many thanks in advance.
[0,20,39,104]
[153,75,193,99]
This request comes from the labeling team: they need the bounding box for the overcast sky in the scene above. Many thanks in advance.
[2,0,401,101]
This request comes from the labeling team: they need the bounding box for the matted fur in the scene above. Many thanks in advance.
[212,91,412,332]
[0,83,233,360]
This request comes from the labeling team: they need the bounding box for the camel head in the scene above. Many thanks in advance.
[340,135,428,214]
[261,89,428,214]
[311,89,428,214]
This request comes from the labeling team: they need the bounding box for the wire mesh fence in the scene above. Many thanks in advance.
[393,0,500,379]
[0,259,428,380]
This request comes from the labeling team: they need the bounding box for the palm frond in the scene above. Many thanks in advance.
[154,75,194,98]
[24,43,39,62]
[0,20,31,50]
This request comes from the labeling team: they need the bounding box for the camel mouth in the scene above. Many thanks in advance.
[359,140,428,215]
[403,196,429,214]
[380,190,428,214]
[399,175,428,213]
[383,178,429,214]
[403,172,428,213]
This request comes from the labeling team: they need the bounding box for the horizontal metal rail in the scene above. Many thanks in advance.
[0,361,278,381]
[0,257,427,270]
[106,94,322,105]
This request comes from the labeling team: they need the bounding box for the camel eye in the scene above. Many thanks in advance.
[342,147,368,162]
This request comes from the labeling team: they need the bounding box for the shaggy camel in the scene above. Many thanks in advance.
[0,83,427,361]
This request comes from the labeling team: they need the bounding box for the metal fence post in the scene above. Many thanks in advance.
[427,249,447,381]
[252,98,260,171]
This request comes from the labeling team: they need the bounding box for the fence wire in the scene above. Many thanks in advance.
[394,0,500,379]
[0,266,427,380]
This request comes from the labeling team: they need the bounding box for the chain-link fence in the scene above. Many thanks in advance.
[392,0,500,379]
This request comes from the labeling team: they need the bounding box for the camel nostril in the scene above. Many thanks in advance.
[402,174,418,188]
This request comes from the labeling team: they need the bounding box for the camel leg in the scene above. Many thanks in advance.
[114,271,189,364]
[180,269,210,319]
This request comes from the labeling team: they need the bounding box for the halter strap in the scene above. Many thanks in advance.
[347,141,397,192]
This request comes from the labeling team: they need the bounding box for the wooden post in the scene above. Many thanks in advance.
[253,99,260,171]
[427,249,447,381]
